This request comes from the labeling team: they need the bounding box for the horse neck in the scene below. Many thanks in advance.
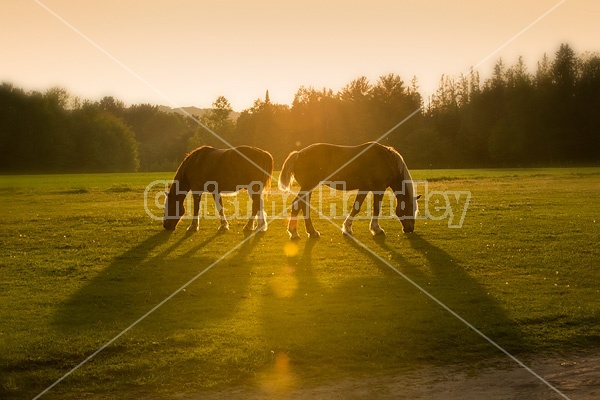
[171,165,191,197]
[402,166,415,198]
[392,155,414,199]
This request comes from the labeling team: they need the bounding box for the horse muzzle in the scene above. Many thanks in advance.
[400,218,415,233]
[163,220,177,230]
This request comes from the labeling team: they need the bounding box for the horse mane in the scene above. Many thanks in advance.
[180,146,214,166]
[386,145,415,199]
[172,146,214,194]
[384,146,402,172]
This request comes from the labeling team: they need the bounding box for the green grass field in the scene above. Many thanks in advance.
[1,169,599,399]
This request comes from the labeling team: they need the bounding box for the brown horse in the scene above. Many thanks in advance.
[163,146,273,232]
[278,142,420,240]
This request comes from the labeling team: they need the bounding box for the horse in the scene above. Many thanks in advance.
[163,146,273,232]
[278,142,421,240]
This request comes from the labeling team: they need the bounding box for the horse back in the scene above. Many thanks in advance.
[293,142,399,190]
[223,146,273,190]
[183,146,273,193]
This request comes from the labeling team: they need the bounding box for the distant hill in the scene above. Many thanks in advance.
[158,105,240,120]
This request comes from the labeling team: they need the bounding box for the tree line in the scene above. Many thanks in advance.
[1,43,598,173]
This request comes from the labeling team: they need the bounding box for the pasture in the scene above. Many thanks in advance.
[1,169,599,399]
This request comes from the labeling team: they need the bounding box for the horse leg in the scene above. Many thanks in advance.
[342,191,367,236]
[287,190,306,240]
[213,193,229,232]
[244,191,266,232]
[243,215,255,232]
[187,192,202,232]
[302,191,320,239]
[370,192,385,235]
[254,192,268,232]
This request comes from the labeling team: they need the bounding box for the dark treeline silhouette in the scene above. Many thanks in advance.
[1,44,598,173]
[423,44,600,167]
[0,86,140,173]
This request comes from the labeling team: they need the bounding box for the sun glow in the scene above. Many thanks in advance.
[270,266,298,299]
[4,2,597,111]
[283,242,299,257]
[259,352,298,394]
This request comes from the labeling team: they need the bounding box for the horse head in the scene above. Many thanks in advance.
[395,192,422,233]
[390,150,421,233]
[163,181,187,230]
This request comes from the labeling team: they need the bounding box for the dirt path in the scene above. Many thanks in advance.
[194,350,600,400]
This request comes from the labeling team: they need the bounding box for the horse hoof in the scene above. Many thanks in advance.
[289,233,301,241]
[187,225,199,232]
[256,224,268,232]
[342,229,353,236]
[371,229,385,236]
[218,225,229,233]
[308,231,321,239]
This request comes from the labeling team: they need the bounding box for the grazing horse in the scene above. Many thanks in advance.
[278,142,420,240]
[163,146,273,232]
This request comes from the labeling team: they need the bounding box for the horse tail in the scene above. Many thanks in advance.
[262,150,274,193]
[278,151,299,192]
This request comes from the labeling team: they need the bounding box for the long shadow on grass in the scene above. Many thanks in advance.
[257,231,529,388]
[374,233,528,358]
[52,230,192,331]
[46,227,262,395]
[259,234,464,383]
[52,226,262,334]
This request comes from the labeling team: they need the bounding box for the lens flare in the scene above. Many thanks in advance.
[259,352,298,394]
[270,266,298,299]
[283,241,299,257]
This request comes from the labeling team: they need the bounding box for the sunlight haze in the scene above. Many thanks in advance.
[2,0,599,110]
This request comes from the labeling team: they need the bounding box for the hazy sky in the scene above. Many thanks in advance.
[2,1,599,110]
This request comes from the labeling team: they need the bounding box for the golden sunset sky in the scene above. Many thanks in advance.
[2,0,599,110]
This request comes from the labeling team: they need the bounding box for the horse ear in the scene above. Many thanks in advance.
[415,195,422,200]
